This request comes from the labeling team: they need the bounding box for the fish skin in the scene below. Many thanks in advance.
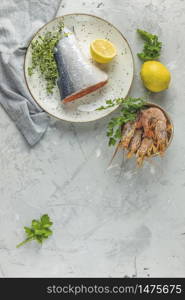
[54,27,108,103]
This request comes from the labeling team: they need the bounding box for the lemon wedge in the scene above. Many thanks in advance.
[90,39,117,63]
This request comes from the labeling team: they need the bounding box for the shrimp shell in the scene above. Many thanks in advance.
[121,122,136,148]
[127,129,143,158]
[155,120,168,153]
[136,107,166,138]
[136,137,153,166]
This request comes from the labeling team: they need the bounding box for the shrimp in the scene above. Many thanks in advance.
[136,107,166,138]
[155,120,168,153]
[121,122,136,148]
[136,107,169,154]
[110,107,171,167]
[127,129,143,158]
[136,137,153,166]
[109,122,136,165]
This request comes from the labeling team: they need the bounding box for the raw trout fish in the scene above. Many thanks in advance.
[54,27,108,103]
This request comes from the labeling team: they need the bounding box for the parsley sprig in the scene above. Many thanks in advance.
[97,97,146,146]
[16,214,53,248]
[28,22,65,94]
[137,29,162,61]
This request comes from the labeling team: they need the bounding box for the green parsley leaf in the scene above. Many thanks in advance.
[16,214,53,248]
[109,137,116,146]
[137,29,162,61]
[96,97,147,146]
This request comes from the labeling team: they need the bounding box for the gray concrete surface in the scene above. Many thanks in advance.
[0,0,185,277]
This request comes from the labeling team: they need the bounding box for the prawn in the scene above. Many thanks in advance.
[136,107,166,137]
[110,107,172,167]
[155,120,168,153]
[109,122,136,164]
[127,129,143,158]
[136,107,168,154]
[121,122,136,148]
[136,137,153,166]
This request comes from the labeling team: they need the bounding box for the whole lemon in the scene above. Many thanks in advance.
[140,61,171,92]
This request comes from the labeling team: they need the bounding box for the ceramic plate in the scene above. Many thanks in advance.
[24,14,134,122]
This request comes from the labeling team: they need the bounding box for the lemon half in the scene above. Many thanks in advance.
[90,39,117,63]
[140,61,171,92]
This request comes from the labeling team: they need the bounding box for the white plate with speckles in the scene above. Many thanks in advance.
[24,13,134,122]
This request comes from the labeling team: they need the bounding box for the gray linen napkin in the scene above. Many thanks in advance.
[0,0,61,146]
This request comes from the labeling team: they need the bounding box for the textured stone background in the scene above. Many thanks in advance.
[0,0,185,277]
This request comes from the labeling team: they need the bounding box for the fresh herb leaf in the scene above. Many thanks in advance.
[109,137,116,146]
[97,97,146,111]
[28,22,65,94]
[97,97,147,146]
[137,29,162,61]
[16,214,53,248]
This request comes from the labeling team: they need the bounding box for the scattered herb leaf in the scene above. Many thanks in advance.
[137,29,162,61]
[28,22,65,94]
[97,97,147,146]
[16,214,53,248]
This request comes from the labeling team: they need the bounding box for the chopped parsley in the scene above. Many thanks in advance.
[28,22,65,94]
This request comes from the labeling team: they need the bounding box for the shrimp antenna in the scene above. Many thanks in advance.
[108,142,121,167]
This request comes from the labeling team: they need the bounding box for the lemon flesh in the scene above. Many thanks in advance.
[90,39,117,63]
[140,61,171,92]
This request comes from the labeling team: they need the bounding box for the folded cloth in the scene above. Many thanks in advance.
[0,0,61,146]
